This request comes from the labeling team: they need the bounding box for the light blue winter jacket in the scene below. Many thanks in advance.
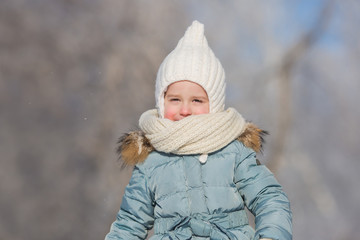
[106,131,292,240]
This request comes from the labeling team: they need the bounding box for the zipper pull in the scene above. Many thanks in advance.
[199,153,208,164]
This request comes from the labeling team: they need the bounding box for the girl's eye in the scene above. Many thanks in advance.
[193,99,203,103]
[170,98,180,102]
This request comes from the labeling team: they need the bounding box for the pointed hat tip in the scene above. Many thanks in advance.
[182,20,205,45]
[192,20,203,25]
[189,20,204,30]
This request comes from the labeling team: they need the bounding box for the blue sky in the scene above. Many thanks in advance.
[276,0,343,52]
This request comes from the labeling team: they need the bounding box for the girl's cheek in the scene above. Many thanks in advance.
[164,107,177,121]
[194,104,209,115]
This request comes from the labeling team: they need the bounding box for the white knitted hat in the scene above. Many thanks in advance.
[155,20,226,118]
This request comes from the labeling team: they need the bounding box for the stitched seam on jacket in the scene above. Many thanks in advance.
[199,162,210,214]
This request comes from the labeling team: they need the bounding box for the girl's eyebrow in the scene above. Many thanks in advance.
[165,94,207,100]
[194,96,208,99]
[165,93,180,98]
[192,96,208,101]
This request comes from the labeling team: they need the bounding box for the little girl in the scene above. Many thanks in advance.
[105,21,292,240]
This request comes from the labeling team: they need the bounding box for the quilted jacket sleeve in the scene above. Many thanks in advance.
[105,165,154,240]
[234,143,292,240]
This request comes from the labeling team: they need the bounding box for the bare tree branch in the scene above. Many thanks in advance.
[267,0,335,172]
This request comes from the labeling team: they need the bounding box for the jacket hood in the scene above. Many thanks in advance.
[117,123,267,166]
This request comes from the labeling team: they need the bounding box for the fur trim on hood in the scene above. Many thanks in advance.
[117,123,267,166]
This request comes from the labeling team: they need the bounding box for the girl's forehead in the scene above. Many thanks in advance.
[167,80,206,91]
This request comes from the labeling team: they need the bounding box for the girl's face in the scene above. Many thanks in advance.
[164,80,209,121]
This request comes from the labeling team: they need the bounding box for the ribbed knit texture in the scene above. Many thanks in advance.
[155,20,226,118]
[139,108,246,155]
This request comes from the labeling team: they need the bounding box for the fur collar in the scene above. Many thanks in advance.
[117,123,267,166]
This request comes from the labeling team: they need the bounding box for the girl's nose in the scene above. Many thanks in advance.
[180,103,191,117]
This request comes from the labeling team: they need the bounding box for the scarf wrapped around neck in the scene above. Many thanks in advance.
[139,108,247,158]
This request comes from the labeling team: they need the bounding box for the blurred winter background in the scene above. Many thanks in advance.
[1,0,359,239]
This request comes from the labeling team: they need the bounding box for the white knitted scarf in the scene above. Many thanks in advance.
[139,108,247,162]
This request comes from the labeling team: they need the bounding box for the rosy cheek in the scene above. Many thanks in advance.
[164,113,173,120]
[164,107,176,121]
[195,105,209,115]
